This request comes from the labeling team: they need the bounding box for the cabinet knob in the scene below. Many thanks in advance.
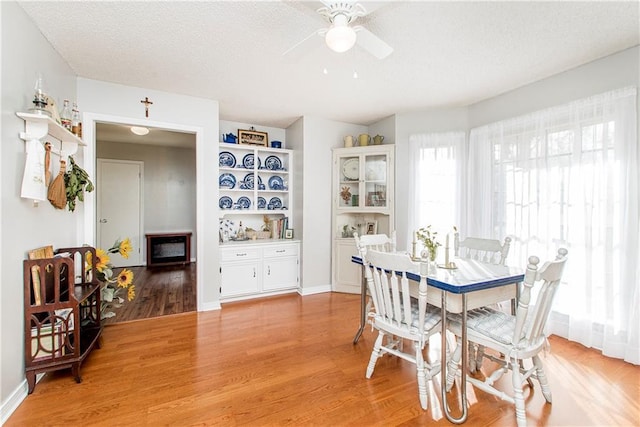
[99,218,108,223]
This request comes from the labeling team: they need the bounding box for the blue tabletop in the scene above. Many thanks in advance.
[352,255,524,294]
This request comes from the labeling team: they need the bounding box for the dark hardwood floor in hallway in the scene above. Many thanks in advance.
[7,293,640,426]
[102,262,196,325]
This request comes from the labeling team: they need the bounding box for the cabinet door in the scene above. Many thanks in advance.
[220,261,260,298]
[332,239,362,294]
[336,155,361,208]
[363,153,389,209]
[263,256,298,291]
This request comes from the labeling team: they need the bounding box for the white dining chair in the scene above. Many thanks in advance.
[455,235,512,265]
[454,234,512,371]
[352,231,398,344]
[444,248,568,427]
[354,231,397,254]
[359,248,442,411]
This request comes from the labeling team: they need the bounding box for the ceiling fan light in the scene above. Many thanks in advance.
[130,126,150,136]
[325,20,356,53]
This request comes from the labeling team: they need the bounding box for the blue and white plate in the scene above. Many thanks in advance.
[257,196,267,209]
[219,151,236,168]
[236,196,251,209]
[219,173,236,189]
[269,197,282,209]
[265,155,282,171]
[268,175,284,190]
[219,196,233,209]
[243,173,254,189]
[242,153,261,169]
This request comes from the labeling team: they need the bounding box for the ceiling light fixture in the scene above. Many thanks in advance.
[325,14,356,53]
[130,126,149,136]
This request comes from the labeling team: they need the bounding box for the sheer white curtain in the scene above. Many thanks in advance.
[407,132,466,247]
[469,87,639,364]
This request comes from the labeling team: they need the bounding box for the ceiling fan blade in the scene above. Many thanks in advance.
[282,28,326,56]
[354,26,393,59]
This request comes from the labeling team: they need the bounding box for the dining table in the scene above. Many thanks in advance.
[351,254,524,423]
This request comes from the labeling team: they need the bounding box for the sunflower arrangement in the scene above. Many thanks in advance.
[86,238,136,319]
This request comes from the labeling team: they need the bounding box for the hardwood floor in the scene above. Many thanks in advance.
[7,293,639,426]
[102,263,196,325]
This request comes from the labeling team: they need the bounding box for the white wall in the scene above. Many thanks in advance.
[76,78,219,309]
[368,115,396,148]
[286,117,304,253]
[468,46,640,128]
[297,117,367,292]
[1,1,80,420]
[97,142,197,260]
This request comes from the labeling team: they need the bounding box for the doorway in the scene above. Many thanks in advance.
[94,121,198,322]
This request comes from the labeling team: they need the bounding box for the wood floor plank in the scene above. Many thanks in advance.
[102,264,196,325]
[7,293,640,426]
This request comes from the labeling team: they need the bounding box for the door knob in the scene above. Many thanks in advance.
[99,219,108,223]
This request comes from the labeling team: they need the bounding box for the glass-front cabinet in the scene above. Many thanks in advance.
[335,151,390,211]
[331,144,395,294]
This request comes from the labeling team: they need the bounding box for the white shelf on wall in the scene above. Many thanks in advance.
[17,112,85,157]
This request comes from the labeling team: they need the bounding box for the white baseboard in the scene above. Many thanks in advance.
[200,300,222,311]
[299,284,332,296]
[1,379,28,425]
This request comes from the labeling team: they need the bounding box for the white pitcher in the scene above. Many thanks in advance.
[344,135,354,147]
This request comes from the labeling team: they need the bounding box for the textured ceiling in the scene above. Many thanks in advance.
[18,1,640,129]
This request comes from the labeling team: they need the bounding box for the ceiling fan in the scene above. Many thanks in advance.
[284,1,393,60]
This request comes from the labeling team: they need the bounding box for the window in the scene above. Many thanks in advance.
[469,87,638,363]
[408,132,465,243]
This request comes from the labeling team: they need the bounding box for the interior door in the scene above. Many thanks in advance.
[97,159,143,267]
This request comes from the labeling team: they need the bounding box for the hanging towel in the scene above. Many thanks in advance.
[21,139,47,201]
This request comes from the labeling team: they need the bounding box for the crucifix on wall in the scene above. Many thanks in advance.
[140,97,153,118]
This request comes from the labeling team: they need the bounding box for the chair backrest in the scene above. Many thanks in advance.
[354,231,397,254]
[455,235,511,265]
[359,248,430,339]
[514,248,568,345]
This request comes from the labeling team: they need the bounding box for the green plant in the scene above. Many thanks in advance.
[64,156,94,212]
[416,225,441,261]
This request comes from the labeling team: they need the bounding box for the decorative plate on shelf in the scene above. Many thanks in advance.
[268,175,284,190]
[269,197,282,209]
[219,196,233,209]
[219,173,236,189]
[219,151,236,168]
[257,196,267,209]
[342,158,359,180]
[243,173,254,189]
[265,155,283,171]
[236,196,251,209]
[242,153,260,169]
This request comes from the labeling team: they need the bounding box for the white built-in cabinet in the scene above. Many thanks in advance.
[331,144,395,294]
[218,142,299,301]
[220,240,299,300]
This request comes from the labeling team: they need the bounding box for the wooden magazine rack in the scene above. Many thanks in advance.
[23,246,103,394]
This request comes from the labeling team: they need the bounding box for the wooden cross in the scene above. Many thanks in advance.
[140,97,153,118]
